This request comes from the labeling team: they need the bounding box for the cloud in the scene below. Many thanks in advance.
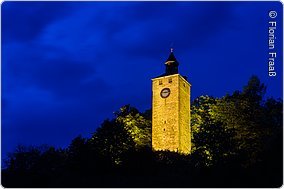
[2,42,110,100]
[2,2,76,43]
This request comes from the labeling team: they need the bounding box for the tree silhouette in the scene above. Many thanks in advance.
[191,96,236,166]
[90,119,135,165]
[115,105,151,148]
[210,76,278,167]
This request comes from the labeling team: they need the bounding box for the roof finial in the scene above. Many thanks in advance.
[170,41,174,53]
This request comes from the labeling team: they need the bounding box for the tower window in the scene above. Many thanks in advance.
[168,78,172,83]
[183,83,186,87]
[159,80,163,85]
[163,128,165,131]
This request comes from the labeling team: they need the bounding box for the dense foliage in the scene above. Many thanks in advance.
[2,76,282,187]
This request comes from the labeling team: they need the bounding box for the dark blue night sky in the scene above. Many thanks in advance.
[2,1,283,160]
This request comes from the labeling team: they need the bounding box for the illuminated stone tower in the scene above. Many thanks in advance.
[152,49,191,154]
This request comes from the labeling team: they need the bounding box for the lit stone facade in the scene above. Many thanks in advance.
[152,73,191,154]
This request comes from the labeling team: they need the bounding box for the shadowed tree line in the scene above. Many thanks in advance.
[2,76,283,187]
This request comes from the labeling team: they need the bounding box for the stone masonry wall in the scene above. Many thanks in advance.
[152,74,191,153]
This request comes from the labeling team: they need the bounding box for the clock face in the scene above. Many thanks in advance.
[160,88,171,98]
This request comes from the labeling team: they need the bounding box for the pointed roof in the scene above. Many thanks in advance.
[153,48,181,78]
[166,52,177,62]
[165,48,179,65]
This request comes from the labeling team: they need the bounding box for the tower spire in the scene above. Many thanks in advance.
[165,49,179,75]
